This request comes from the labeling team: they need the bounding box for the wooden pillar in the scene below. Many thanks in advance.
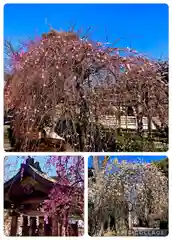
[44,220,49,236]
[22,216,30,236]
[28,216,32,236]
[17,214,23,236]
[44,217,52,236]
[34,216,39,236]
[30,217,36,236]
[37,217,44,236]
[64,213,69,236]
[65,221,69,236]
[10,211,19,236]
[48,217,52,236]
[61,216,65,236]
[60,221,63,236]
[52,215,58,236]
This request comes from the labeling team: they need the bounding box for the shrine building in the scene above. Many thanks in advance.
[4,157,83,236]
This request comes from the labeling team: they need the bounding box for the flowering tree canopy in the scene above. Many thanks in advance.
[42,156,84,220]
[4,29,168,151]
[88,157,168,236]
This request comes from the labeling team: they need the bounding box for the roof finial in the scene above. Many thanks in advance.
[26,156,34,166]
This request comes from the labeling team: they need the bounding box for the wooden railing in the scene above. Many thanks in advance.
[99,116,158,130]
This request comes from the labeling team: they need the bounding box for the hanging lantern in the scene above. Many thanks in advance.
[18,214,23,236]
[28,216,30,226]
[36,216,39,227]
[44,214,49,224]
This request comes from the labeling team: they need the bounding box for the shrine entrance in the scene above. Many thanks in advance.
[4,157,81,236]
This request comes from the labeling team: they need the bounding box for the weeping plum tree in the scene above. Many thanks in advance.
[88,157,168,236]
[42,156,84,236]
[4,28,168,151]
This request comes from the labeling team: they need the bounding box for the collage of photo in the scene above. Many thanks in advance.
[2,2,169,239]
[3,155,168,236]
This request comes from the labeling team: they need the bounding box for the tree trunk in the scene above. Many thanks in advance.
[137,112,143,136]
[76,81,89,151]
[93,156,100,174]
[137,92,143,136]
[99,221,104,236]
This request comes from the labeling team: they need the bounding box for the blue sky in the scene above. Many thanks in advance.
[88,155,167,168]
[4,3,168,59]
[4,156,82,182]
[4,155,167,181]
[4,156,56,182]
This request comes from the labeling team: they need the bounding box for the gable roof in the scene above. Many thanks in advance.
[4,162,56,191]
